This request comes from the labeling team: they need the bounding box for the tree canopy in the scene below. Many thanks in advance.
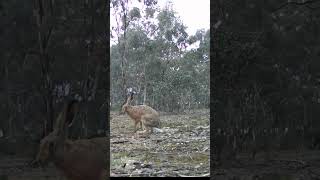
[110,0,210,112]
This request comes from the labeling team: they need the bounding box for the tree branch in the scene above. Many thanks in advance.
[273,0,320,12]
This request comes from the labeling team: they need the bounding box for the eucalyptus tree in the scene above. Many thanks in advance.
[110,0,210,113]
[111,0,158,100]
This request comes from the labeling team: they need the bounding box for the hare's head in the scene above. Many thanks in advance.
[34,100,79,165]
[120,88,135,114]
[35,131,57,165]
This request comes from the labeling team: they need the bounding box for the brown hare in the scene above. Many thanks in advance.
[33,100,109,180]
[121,89,160,136]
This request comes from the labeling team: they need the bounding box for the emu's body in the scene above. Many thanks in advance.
[34,100,108,180]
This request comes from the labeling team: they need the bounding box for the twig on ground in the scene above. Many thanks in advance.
[177,173,210,177]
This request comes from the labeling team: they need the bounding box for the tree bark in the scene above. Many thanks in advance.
[143,62,147,105]
[35,0,54,135]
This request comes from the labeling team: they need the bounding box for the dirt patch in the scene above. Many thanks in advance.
[110,109,210,177]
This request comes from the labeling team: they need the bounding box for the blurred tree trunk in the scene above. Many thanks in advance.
[4,57,12,137]
[34,0,54,136]
[118,0,129,100]
[143,62,147,105]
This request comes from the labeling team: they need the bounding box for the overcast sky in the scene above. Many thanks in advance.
[157,0,210,35]
[110,0,210,45]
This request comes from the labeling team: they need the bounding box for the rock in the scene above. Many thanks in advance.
[153,128,163,133]
[123,160,141,170]
[202,146,209,152]
[141,163,152,169]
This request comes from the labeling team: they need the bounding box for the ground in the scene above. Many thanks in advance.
[110,109,210,177]
[0,155,63,180]
[212,150,320,180]
[0,109,210,179]
[2,108,320,179]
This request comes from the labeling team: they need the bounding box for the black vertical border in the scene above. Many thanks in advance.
[210,0,214,178]
[105,0,111,178]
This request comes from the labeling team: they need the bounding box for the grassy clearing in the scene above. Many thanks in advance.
[110,109,210,177]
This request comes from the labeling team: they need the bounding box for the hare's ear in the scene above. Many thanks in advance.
[129,91,135,103]
[126,88,135,102]
[124,93,133,105]
[128,95,133,103]
[55,99,79,138]
[64,99,79,127]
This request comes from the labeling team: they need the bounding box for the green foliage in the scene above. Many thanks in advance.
[143,0,157,7]
[129,7,141,20]
[145,7,156,18]
[111,1,209,112]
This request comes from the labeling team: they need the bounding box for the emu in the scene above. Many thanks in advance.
[33,100,108,180]
[121,90,160,135]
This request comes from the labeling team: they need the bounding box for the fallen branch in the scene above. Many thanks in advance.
[271,159,307,166]
[111,139,129,144]
[177,173,210,177]
[308,169,320,178]
[273,0,320,12]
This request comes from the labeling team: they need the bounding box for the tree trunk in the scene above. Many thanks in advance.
[35,0,54,135]
[119,1,129,100]
[143,83,147,105]
[303,100,308,127]
[4,58,12,137]
[143,61,147,105]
